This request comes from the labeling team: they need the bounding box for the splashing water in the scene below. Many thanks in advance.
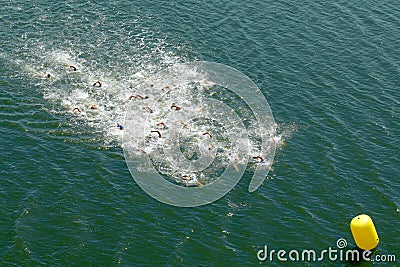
[4,38,186,145]
[3,38,287,194]
[122,61,283,205]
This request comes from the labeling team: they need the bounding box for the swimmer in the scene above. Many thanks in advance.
[202,131,212,138]
[182,175,191,181]
[162,86,171,91]
[45,73,51,78]
[182,175,203,186]
[171,105,181,111]
[117,123,124,130]
[129,94,148,100]
[143,106,153,113]
[69,65,77,71]
[175,120,187,127]
[90,105,98,110]
[232,163,239,172]
[156,122,167,130]
[150,130,162,138]
[72,107,81,113]
[129,83,135,89]
[252,156,264,163]
[93,81,102,87]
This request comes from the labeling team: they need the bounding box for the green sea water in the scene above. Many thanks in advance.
[0,0,399,266]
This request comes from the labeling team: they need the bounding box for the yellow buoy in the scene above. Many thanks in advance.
[350,214,379,250]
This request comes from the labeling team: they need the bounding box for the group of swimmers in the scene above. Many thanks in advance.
[45,65,112,123]
[48,65,267,168]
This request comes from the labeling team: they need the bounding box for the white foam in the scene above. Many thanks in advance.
[8,40,285,187]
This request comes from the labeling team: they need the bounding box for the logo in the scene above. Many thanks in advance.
[123,61,276,207]
[256,238,397,263]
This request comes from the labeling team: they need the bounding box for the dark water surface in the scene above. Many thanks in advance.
[1,0,399,266]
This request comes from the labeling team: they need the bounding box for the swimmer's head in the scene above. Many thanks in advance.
[143,106,153,113]
[150,130,162,138]
[156,122,167,130]
[171,105,181,111]
[93,81,102,87]
[252,156,264,163]
[202,131,212,138]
